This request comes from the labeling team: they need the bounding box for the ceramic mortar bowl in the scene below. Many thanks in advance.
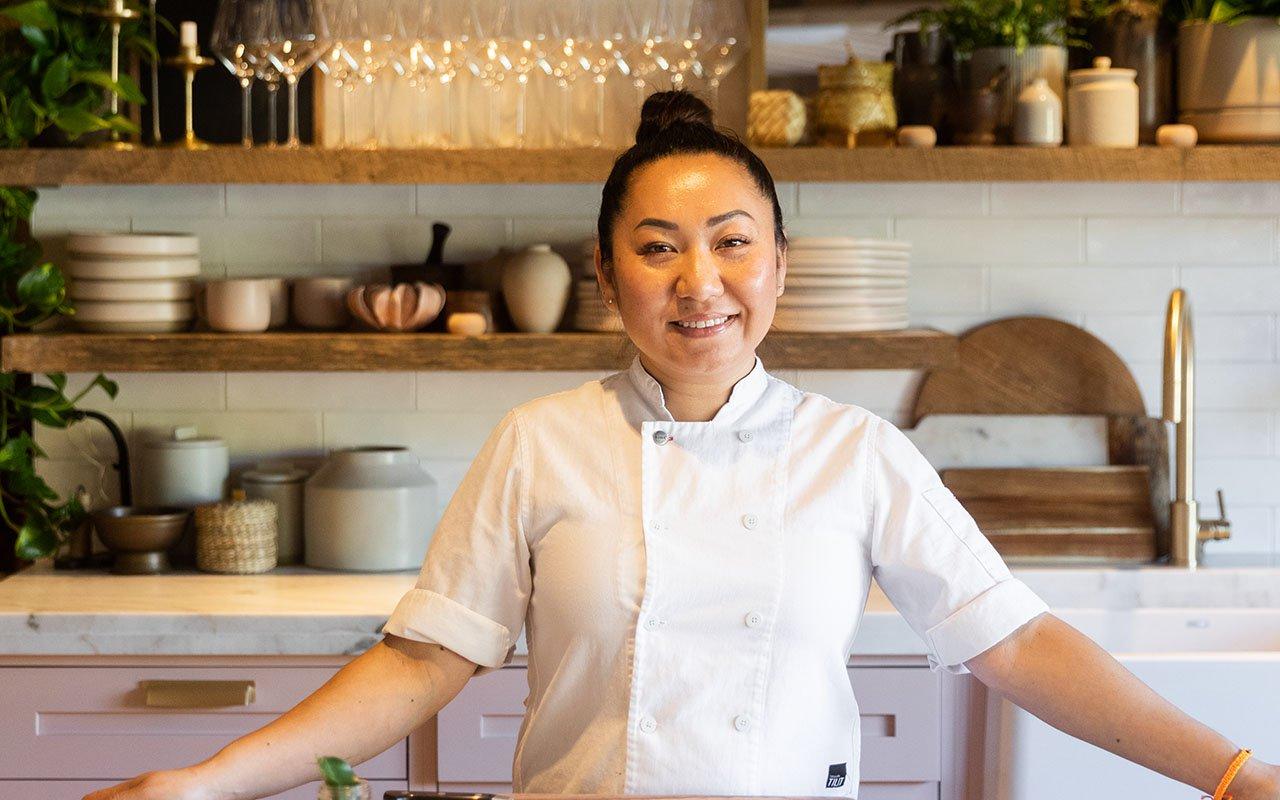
[92,506,192,575]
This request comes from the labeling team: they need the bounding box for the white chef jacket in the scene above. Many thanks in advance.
[383,354,1050,797]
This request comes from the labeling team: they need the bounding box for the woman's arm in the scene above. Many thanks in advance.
[85,634,478,800]
[965,613,1280,799]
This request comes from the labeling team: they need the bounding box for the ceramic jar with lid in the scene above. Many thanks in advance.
[241,461,310,565]
[1068,56,1139,147]
[1015,77,1063,146]
[135,426,229,564]
[304,446,437,571]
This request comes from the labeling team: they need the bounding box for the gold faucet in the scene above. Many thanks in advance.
[1162,288,1231,569]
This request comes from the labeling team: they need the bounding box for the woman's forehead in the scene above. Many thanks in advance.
[623,153,768,220]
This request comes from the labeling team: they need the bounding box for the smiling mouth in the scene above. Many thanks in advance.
[669,313,739,333]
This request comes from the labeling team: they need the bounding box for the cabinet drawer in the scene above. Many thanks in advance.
[0,779,408,800]
[849,667,942,783]
[436,667,528,785]
[0,667,407,780]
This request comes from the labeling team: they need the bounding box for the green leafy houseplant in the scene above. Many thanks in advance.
[0,0,157,562]
[1176,0,1280,22]
[892,0,1079,56]
[317,756,366,800]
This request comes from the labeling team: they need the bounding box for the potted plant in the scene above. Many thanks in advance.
[1175,0,1280,141]
[1070,0,1176,143]
[0,0,157,568]
[894,0,1078,140]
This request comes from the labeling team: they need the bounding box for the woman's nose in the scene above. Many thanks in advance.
[675,247,723,302]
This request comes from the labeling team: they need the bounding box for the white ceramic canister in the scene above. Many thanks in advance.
[1014,78,1063,146]
[1067,56,1139,147]
[304,447,437,571]
[241,461,310,566]
[135,426,229,563]
[500,243,572,333]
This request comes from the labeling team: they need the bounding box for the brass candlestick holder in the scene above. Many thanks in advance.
[91,0,142,151]
[165,45,216,150]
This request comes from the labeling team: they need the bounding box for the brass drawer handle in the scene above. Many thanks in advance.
[141,679,256,708]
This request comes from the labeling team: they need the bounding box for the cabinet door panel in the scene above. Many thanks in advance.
[849,667,942,783]
[0,667,407,780]
[436,668,528,785]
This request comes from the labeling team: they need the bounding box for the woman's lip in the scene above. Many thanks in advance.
[669,314,738,337]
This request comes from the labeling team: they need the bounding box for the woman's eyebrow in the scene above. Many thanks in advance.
[634,209,754,231]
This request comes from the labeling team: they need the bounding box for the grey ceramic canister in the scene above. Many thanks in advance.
[241,461,310,566]
[304,446,437,571]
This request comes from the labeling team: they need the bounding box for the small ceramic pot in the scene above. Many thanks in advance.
[293,276,355,330]
[501,244,571,333]
[1068,56,1140,147]
[1014,78,1063,146]
[263,277,289,328]
[347,282,446,332]
[199,278,272,332]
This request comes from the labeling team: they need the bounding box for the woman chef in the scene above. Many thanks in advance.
[91,91,1278,800]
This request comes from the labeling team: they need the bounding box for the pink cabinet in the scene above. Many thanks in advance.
[433,665,944,797]
[0,665,407,797]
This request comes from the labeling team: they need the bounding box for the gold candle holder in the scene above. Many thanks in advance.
[90,0,142,151]
[165,44,216,150]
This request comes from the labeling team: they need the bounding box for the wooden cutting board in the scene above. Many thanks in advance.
[911,317,1170,560]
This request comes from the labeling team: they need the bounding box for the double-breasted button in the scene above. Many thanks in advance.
[640,716,658,733]
[741,513,759,530]
[648,519,667,533]
[733,714,752,732]
[652,430,669,445]
[744,611,764,628]
[737,430,754,443]
[643,616,663,631]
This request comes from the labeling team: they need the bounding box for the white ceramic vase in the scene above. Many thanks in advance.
[304,447,437,571]
[1178,18,1280,142]
[501,244,572,333]
[968,45,1068,135]
[1014,78,1063,146]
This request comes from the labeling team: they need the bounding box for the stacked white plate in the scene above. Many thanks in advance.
[65,233,199,332]
[571,278,624,333]
[778,237,910,332]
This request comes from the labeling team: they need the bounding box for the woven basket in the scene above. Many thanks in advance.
[195,497,278,574]
[748,90,807,147]
[815,59,897,146]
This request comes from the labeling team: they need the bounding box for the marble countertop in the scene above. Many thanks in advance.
[2,554,1278,657]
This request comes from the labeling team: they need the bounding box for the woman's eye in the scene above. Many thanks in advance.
[719,236,750,248]
[641,242,674,254]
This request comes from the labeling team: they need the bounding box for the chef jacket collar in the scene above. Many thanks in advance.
[624,352,769,426]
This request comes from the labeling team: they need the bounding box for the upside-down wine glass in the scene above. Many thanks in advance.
[211,0,257,147]
[266,0,328,147]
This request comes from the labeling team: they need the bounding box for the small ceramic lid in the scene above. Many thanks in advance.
[242,460,310,484]
[147,426,226,449]
[1069,56,1137,85]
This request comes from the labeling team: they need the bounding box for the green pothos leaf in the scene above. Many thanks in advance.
[316,756,358,786]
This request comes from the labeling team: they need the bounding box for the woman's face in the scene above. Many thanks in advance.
[595,153,785,384]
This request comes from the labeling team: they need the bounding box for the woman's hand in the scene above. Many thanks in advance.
[82,767,212,800]
[1232,758,1280,800]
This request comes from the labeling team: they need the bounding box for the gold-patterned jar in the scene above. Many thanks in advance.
[815,59,897,147]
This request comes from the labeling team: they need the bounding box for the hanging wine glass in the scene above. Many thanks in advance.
[663,0,702,90]
[691,0,746,113]
[504,0,548,148]
[266,0,328,148]
[620,0,664,138]
[211,0,258,147]
[315,0,360,147]
[241,0,284,146]
[543,0,590,146]
[466,0,512,147]
[578,0,626,147]
[344,0,406,149]
[414,0,464,147]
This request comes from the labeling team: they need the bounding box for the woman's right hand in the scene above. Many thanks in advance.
[82,767,212,800]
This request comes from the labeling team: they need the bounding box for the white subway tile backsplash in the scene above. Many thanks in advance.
[1202,505,1273,555]
[131,217,322,270]
[1179,266,1280,312]
[989,182,1178,217]
[1198,412,1274,458]
[416,371,609,410]
[322,410,508,461]
[34,185,226,218]
[782,216,893,239]
[321,216,506,269]
[32,412,132,460]
[895,217,1082,264]
[1197,364,1280,410]
[1197,459,1280,505]
[1181,182,1280,215]
[417,183,602,218]
[227,372,417,411]
[1086,314,1276,363]
[35,458,122,507]
[227,185,415,218]
[797,182,986,217]
[130,411,324,467]
[54,372,226,412]
[510,218,596,257]
[990,266,1175,315]
[773,182,800,218]
[907,266,985,314]
[1086,217,1276,263]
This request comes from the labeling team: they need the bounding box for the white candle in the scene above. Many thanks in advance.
[180,20,197,49]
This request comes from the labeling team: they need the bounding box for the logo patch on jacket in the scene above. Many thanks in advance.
[826,762,847,788]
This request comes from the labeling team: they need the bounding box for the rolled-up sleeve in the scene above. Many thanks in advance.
[869,417,1049,674]
[382,408,532,676]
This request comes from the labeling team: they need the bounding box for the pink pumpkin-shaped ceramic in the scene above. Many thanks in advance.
[346,282,445,332]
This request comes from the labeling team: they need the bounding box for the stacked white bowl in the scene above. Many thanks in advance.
[64,233,199,332]
[572,278,624,332]
[778,237,910,332]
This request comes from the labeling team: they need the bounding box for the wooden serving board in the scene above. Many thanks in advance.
[940,466,1158,562]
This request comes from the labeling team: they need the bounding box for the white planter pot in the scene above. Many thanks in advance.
[304,447,437,571]
[1178,18,1280,142]
[968,45,1068,135]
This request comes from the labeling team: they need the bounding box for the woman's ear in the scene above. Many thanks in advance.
[593,242,616,307]
[775,243,787,296]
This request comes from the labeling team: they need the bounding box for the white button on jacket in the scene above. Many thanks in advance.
[384,355,1050,797]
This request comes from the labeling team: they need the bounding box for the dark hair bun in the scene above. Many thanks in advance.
[634,90,715,144]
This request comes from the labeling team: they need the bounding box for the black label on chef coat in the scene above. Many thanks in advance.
[826,763,847,788]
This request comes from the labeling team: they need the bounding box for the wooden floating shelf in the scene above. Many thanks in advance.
[4,145,1279,185]
[0,329,957,373]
